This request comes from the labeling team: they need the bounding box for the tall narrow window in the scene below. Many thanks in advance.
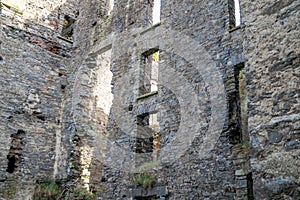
[152,0,161,24]
[107,0,114,15]
[136,112,160,154]
[234,0,241,26]
[237,64,248,142]
[229,63,248,144]
[145,0,161,26]
[6,130,26,173]
[139,49,159,95]
[228,0,241,29]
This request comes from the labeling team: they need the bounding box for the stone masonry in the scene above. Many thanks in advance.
[0,0,299,199]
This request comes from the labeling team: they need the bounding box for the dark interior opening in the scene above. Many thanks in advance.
[6,155,16,173]
[6,130,25,173]
[61,15,75,40]
[247,172,255,200]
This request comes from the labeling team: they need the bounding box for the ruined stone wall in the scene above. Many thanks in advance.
[0,0,299,199]
[241,0,300,199]
[0,0,117,197]
[69,0,253,199]
[0,0,78,199]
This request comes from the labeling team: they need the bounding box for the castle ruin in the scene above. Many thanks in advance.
[0,0,299,199]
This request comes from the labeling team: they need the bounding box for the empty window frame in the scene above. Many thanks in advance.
[229,63,247,144]
[145,0,161,26]
[152,0,161,24]
[228,0,241,29]
[136,112,160,153]
[139,49,159,95]
[107,0,114,15]
[6,130,26,173]
[235,63,248,142]
[61,15,75,40]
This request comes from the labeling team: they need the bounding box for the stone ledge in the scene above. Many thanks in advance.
[228,25,241,33]
[136,91,158,101]
[140,22,161,35]
[57,35,73,44]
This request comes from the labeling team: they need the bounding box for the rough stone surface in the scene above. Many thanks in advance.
[0,0,299,200]
[241,0,300,199]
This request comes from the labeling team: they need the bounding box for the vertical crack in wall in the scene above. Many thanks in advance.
[6,130,26,173]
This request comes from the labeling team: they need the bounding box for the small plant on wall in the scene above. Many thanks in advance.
[241,141,250,155]
[33,180,97,200]
[33,180,63,200]
[132,161,158,189]
[72,188,96,200]
[133,172,157,189]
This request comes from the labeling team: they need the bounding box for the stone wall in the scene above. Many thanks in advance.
[241,0,300,199]
[68,0,253,199]
[0,0,77,199]
[0,0,299,199]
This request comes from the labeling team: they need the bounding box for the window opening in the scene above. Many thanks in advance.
[145,0,161,26]
[228,0,241,29]
[234,0,241,26]
[61,15,75,40]
[237,64,248,142]
[107,0,114,15]
[152,0,161,24]
[136,113,160,153]
[230,63,247,144]
[247,172,255,200]
[6,130,26,173]
[140,49,159,95]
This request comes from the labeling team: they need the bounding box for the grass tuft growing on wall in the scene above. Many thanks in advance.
[33,181,62,200]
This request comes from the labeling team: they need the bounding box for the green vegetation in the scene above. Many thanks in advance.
[33,181,97,200]
[233,141,250,157]
[152,52,159,62]
[61,16,75,40]
[242,141,250,149]
[72,188,96,200]
[33,181,63,200]
[242,141,250,154]
[132,161,158,188]
[239,69,245,80]
[133,173,157,189]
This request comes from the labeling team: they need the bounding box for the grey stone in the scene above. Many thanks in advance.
[285,139,300,150]
[265,177,294,194]
[269,114,300,126]
[268,132,283,143]
[0,0,299,200]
